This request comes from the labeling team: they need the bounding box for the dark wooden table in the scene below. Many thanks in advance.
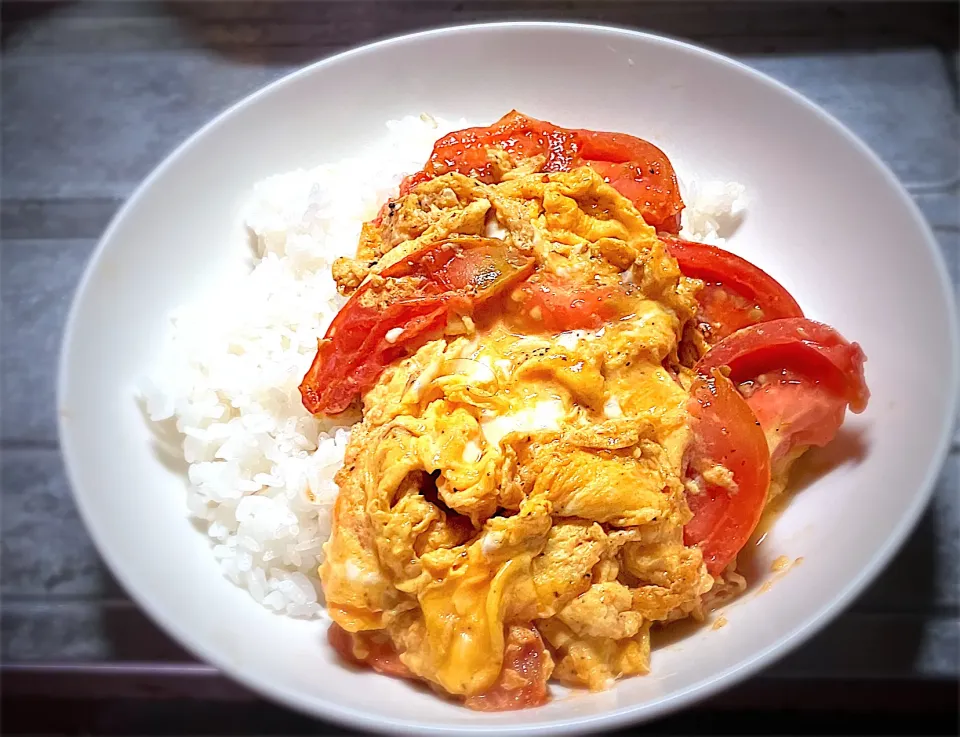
[2,1,958,734]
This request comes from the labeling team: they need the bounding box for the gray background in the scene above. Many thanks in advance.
[1,0,957,722]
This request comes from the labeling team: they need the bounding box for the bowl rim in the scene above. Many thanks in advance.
[58,19,960,737]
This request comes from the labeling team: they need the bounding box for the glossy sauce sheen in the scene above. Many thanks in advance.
[402,111,685,234]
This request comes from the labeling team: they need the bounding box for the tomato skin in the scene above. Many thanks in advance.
[660,235,803,341]
[328,623,413,680]
[464,626,551,711]
[512,274,630,332]
[695,317,869,465]
[683,371,771,576]
[741,370,848,461]
[685,319,869,571]
[422,112,578,180]
[408,111,684,233]
[300,238,534,415]
[300,292,452,415]
[407,237,533,294]
[330,620,550,709]
[576,130,684,233]
[695,318,869,414]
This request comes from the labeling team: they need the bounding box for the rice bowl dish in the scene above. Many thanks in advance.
[140,115,749,620]
[58,21,957,733]
[141,111,869,707]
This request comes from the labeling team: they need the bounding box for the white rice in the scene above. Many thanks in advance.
[679,177,747,245]
[141,115,744,618]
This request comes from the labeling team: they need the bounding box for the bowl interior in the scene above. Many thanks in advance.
[59,23,957,736]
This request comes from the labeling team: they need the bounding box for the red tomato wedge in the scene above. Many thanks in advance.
[695,318,869,463]
[741,372,849,463]
[683,371,771,576]
[299,237,534,415]
[576,131,685,233]
[301,293,452,416]
[464,626,551,711]
[660,234,803,342]
[511,273,632,332]
[403,111,684,233]
[328,623,413,680]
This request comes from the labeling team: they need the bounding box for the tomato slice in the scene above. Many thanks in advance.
[463,626,551,711]
[300,238,534,415]
[511,273,632,333]
[696,318,869,414]
[683,371,772,576]
[406,237,532,294]
[405,111,684,233]
[331,622,551,709]
[416,111,577,183]
[660,234,803,342]
[740,371,848,461]
[328,623,414,680]
[576,131,684,234]
[301,293,452,415]
[695,318,869,463]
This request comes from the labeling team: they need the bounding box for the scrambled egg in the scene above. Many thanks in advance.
[321,167,714,699]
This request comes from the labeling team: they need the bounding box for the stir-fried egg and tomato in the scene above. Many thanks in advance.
[298,112,869,710]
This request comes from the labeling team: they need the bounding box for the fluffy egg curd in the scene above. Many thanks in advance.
[299,112,869,710]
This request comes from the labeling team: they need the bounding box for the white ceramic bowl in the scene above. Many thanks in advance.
[59,22,958,736]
